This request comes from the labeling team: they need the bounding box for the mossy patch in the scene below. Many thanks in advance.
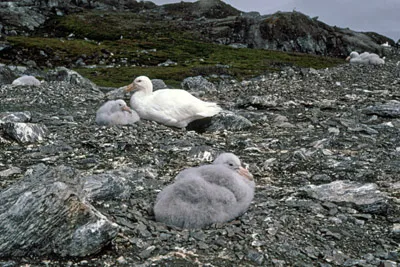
[3,10,344,87]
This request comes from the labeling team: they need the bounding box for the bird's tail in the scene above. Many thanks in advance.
[197,103,222,117]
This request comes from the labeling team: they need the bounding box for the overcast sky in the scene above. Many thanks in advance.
[152,0,400,42]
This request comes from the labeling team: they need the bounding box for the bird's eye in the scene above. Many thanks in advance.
[228,163,233,166]
[137,79,141,83]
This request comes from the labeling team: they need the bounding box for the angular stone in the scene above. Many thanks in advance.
[151,79,167,90]
[0,65,17,86]
[3,122,47,143]
[247,250,265,265]
[0,164,118,258]
[300,180,389,214]
[181,76,216,93]
[339,118,379,135]
[363,101,400,118]
[105,86,129,100]
[83,166,136,201]
[139,245,156,259]
[208,111,252,131]
[392,223,400,240]
[45,67,104,95]
[236,95,278,109]
[379,260,398,267]
[0,166,22,177]
[0,111,31,123]
[187,110,252,133]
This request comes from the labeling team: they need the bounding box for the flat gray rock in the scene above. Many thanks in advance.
[363,101,400,118]
[83,166,137,201]
[45,67,104,96]
[186,110,252,133]
[181,76,216,93]
[0,65,17,86]
[0,164,118,258]
[207,110,253,132]
[0,111,31,123]
[300,180,389,214]
[3,122,47,143]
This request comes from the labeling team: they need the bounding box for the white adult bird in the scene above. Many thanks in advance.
[154,153,255,229]
[95,99,139,126]
[346,51,385,65]
[12,75,41,86]
[125,76,221,128]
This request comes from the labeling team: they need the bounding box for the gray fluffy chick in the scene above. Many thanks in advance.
[154,153,255,229]
[95,99,140,126]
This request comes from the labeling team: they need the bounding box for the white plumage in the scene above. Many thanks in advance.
[346,51,385,65]
[95,99,140,126]
[125,76,221,128]
[12,75,41,86]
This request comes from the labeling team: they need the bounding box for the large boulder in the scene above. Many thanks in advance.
[232,11,391,56]
[0,164,118,258]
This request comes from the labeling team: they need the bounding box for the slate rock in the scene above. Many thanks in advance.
[392,223,400,240]
[39,141,73,154]
[151,78,168,90]
[188,145,215,162]
[0,164,118,258]
[236,95,278,109]
[363,101,400,118]
[0,111,31,123]
[158,59,177,67]
[207,110,253,132]
[45,67,104,95]
[181,76,216,92]
[339,118,379,135]
[0,166,22,177]
[187,110,252,133]
[105,86,129,100]
[247,249,265,265]
[3,122,47,143]
[300,180,389,214]
[83,166,137,201]
[379,260,398,267]
[0,65,17,86]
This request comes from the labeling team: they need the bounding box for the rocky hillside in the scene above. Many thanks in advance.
[0,51,399,266]
[0,0,394,59]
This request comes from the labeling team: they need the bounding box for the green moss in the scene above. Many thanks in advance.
[74,66,193,88]
[7,36,104,61]
[3,10,344,87]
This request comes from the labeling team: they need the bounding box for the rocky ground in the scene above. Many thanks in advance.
[0,52,399,266]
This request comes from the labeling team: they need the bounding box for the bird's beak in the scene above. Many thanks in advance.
[125,83,136,92]
[238,166,253,181]
[345,56,350,61]
[121,106,132,113]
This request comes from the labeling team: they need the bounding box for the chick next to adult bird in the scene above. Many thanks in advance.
[95,99,140,126]
[125,76,222,128]
[154,153,255,229]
